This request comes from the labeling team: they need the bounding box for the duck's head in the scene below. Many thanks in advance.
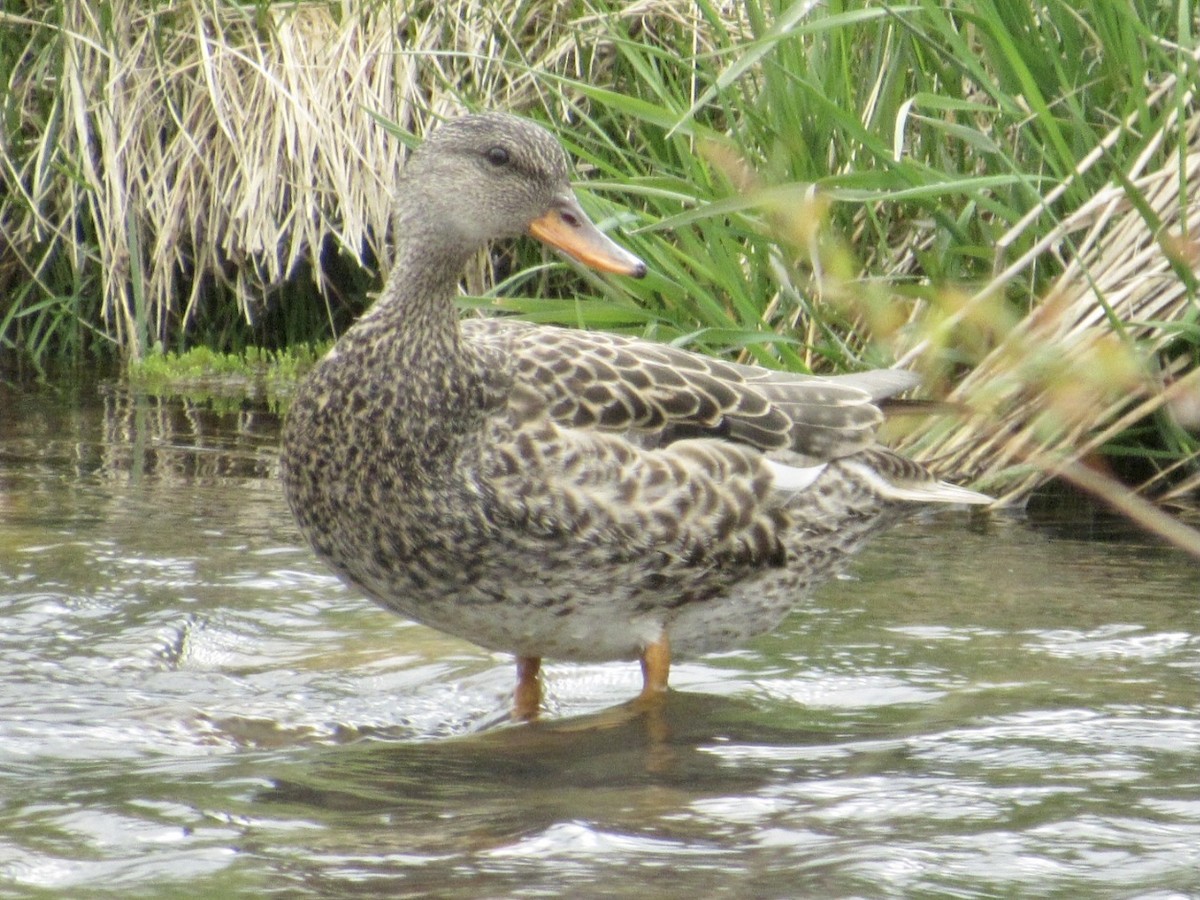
[400,113,646,278]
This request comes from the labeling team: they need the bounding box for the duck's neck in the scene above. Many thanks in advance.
[333,206,501,457]
[354,226,472,362]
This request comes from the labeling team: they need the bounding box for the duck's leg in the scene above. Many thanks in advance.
[514,655,542,720]
[637,633,671,702]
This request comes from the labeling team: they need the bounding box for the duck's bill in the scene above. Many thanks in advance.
[528,196,647,278]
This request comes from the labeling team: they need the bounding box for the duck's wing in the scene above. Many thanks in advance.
[464,319,912,465]
[468,320,989,566]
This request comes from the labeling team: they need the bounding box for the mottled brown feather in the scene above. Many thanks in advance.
[463,318,897,463]
[280,112,990,674]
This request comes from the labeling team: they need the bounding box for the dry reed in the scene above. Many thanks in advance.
[894,48,1200,511]
[0,0,732,358]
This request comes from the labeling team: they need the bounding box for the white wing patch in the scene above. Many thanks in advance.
[763,459,828,495]
[841,459,993,505]
[764,457,994,507]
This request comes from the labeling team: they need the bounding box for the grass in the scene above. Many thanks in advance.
[127,343,328,408]
[1,0,1197,515]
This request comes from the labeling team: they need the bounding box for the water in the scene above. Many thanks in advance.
[1,381,1197,898]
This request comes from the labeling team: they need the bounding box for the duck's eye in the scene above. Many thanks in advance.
[485,146,510,167]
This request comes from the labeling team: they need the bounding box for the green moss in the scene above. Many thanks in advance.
[127,344,329,407]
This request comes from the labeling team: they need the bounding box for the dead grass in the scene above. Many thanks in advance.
[0,0,735,358]
[893,48,1200,511]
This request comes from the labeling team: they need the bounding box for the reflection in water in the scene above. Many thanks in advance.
[0,381,1198,897]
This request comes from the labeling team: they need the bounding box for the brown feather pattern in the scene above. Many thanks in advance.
[280,113,990,671]
[466,318,888,463]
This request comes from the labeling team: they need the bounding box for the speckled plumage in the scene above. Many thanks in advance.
[280,113,990,698]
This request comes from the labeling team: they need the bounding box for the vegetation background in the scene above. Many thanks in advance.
[1,0,1197,519]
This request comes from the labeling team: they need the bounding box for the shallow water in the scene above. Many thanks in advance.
[0,381,1197,898]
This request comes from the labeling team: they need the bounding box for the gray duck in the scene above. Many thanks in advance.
[280,112,991,719]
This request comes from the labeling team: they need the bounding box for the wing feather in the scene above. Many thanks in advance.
[468,318,989,572]
[465,318,906,464]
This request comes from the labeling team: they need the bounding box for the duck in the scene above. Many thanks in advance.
[279,112,991,720]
